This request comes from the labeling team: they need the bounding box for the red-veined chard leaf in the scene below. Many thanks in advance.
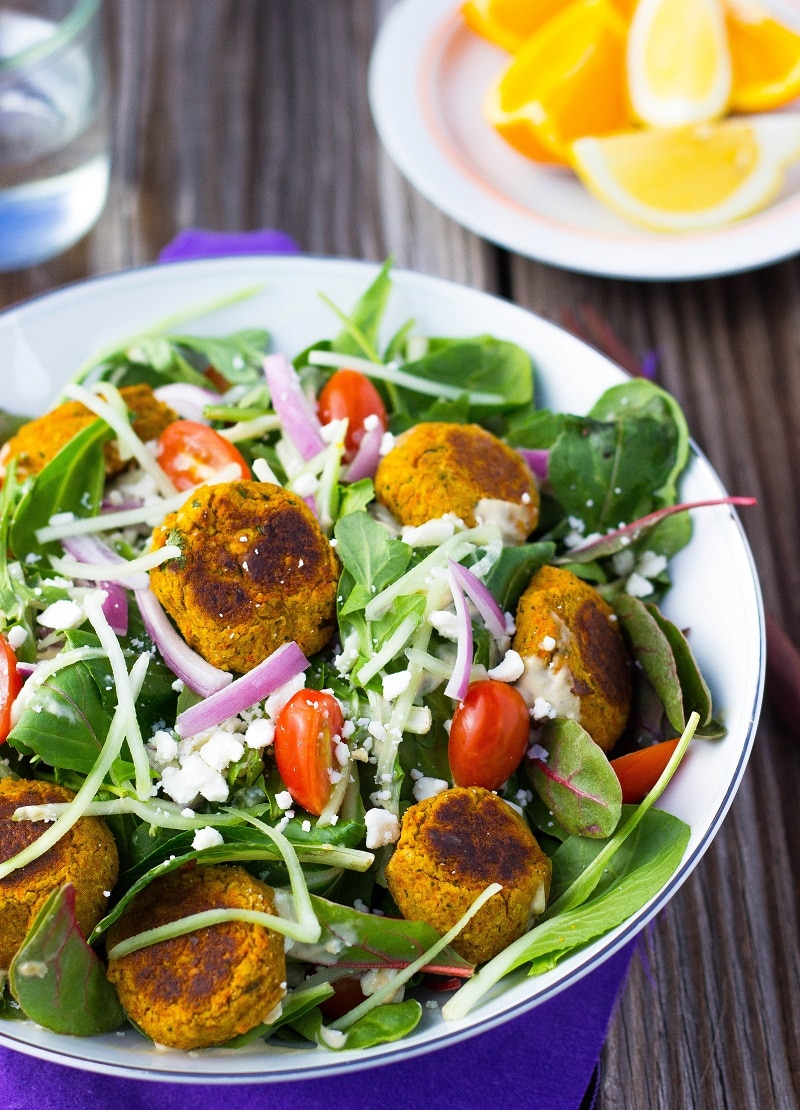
[527,719,622,839]
[9,884,125,1035]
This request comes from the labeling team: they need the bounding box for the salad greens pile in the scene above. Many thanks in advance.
[0,262,727,1052]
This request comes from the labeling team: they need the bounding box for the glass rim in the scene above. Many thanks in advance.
[0,0,102,73]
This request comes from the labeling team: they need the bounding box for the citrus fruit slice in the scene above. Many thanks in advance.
[627,0,732,127]
[570,115,800,231]
[485,0,632,165]
[726,0,800,112]
[462,0,571,53]
[462,0,637,52]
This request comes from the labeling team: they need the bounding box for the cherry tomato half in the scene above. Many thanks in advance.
[448,679,530,791]
[273,690,345,816]
[317,369,388,461]
[156,420,250,491]
[0,636,23,744]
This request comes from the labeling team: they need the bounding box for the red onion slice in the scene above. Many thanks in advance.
[448,560,507,641]
[154,383,220,423]
[344,421,383,483]
[175,641,310,738]
[135,588,232,697]
[264,353,325,462]
[100,582,129,636]
[518,448,549,482]
[444,566,473,702]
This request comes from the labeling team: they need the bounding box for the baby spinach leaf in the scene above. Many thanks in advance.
[337,478,375,519]
[528,719,622,838]
[506,408,565,450]
[482,541,555,613]
[10,418,111,559]
[9,884,125,1035]
[548,413,678,535]
[290,999,422,1051]
[330,257,393,360]
[169,329,269,384]
[589,380,689,506]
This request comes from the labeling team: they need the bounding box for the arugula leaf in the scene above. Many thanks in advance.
[328,258,394,360]
[10,418,111,559]
[9,884,125,1035]
[334,511,411,598]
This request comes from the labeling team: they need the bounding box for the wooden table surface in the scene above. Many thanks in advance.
[1,2,798,1106]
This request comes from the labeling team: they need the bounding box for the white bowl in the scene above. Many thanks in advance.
[0,256,765,1082]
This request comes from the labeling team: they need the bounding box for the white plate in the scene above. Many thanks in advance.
[0,256,764,1081]
[369,0,800,280]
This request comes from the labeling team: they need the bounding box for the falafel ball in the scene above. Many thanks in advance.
[0,383,178,482]
[385,786,551,964]
[512,564,631,752]
[106,864,286,1050]
[0,778,119,970]
[375,422,539,542]
[149,480,340,673]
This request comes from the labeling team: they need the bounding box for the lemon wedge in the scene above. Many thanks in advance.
[570,115,800,231]
[627,0,732,126]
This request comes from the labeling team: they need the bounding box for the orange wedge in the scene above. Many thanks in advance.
[485,0,632,165]
[462,0,571,53]
[726,0,800,112]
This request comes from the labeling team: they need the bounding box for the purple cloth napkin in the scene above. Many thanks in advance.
[0,229,637,1109]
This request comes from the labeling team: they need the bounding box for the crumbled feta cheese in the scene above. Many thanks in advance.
[637,550,667,579]
[540,635,556,652]
[275,790,294,811]
[625,571,654,598]
[148,730,179,769]
[528,743,549,761]
[364,808,400,848]
[382,669,411,700]
[487,649,525,683]
[244,717,275,750]
[36,599,84,631]
[301,820,311,833]
[412,776,449,802]
[379,431,396,456]
[264,672,306,721]
[6,626,28,650]
[334,740,350,767]
[428,609,461,640]
[363,413,381,432]
[160,755,229,805]
[531,697,557,721]
[611,549,636,577]
[199,732,244,772]
[334,629,360,676]
[191,826,224,851]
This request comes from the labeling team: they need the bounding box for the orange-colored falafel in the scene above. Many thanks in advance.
[106,864,286,1050]
[512,565,631,752]
[385,786,551,964]
[375,422,539,542]
[0,383,177,482]
[149,480,340,673]
[0,778,119,970]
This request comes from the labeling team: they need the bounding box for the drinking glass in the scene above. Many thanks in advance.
[0,0,109,270]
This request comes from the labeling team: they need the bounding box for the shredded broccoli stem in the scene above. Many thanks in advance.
[83,591,152,801]
[106,907,311,959]
[50,545,180,582]
[228,809,322,944]
[218,413,281,443]
[62,382,177,498]
[307,349,505,407]
[330,882,502,1032]
[0,653,150,880]
[356,614,420,686]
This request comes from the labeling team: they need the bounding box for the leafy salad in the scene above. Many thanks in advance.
[0,261,745,1053]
